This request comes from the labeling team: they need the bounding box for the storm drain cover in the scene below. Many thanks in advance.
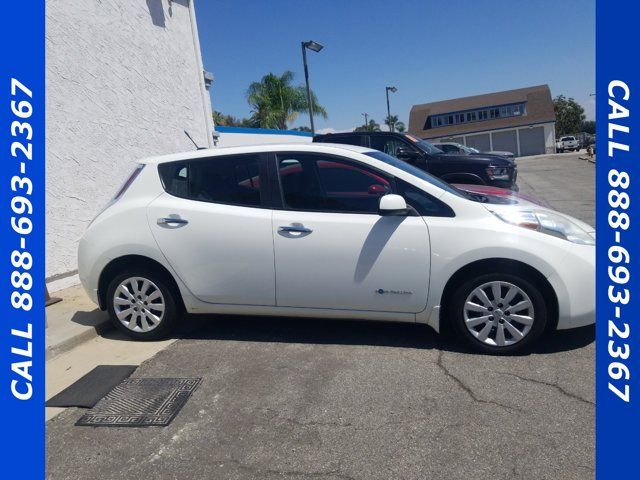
[76,377,202,427]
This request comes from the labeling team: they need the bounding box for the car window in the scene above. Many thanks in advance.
[158,154,263,207]
[396,178,454,217]
[441,144,456,153]
[364,150,466,198]
[277,154,390,213]
[370,137,413,157]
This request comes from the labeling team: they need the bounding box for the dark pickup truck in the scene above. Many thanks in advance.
[313,131,517,190]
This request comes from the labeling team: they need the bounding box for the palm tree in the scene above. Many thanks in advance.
[385,115,405,132]
[354,119,381,132]
[246,71,327,129]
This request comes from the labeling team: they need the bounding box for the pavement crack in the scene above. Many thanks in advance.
[436,350,523,413]
[284,417,354,429]
[222,457,356,479]
[498,371,594,406]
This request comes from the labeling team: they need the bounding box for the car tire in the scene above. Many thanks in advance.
[448,273,547,354]
[106,269,179,340]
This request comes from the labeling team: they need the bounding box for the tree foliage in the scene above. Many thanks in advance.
[246,71,327,129]
[581,120,596,135]
[553,95,586,136]
[354,119,381,132]
[212,111,256,127]
[385,115,406,132]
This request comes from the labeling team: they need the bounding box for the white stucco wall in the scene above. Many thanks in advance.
[46,0,213,282]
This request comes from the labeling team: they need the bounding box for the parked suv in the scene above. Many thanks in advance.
[314,132,517,189]
[79,144,595,354]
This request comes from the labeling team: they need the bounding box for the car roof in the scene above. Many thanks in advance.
[138,143,375,165]
[316,131,403,136]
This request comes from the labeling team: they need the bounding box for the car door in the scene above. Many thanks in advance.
[271,151,431,314]
[147,153,276,306]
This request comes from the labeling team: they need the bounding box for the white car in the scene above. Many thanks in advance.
[78,144,595,354]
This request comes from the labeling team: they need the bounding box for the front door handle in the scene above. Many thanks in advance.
[157,217,188,225]
[278,225,313,234]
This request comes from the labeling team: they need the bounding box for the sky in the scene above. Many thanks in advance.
[195,0,594,132]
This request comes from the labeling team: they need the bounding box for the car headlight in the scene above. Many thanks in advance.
[491,209,595,245]
[486,166,510,180]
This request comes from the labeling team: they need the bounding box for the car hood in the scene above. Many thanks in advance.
[435,153,515,166]
[453,184,542,206]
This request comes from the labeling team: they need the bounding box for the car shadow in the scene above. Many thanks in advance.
[70,309,108,328]
[106,314,595,356]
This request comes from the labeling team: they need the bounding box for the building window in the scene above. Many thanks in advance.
[425,102,526,129]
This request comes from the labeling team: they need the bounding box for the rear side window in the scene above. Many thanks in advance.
[158,155,263,207]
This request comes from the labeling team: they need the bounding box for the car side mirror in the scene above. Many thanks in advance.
[396,148,421,162]
[378,194,409,216]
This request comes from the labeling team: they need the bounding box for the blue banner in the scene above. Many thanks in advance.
[596,0,640,477]
[0,2,45,478]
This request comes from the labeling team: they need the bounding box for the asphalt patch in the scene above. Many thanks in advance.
[75,377,202,427]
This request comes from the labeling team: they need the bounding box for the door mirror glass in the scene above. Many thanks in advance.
[379,194,408,216]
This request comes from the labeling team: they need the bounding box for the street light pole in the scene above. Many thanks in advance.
[301,40,323,135]
[362,113,368,129]
[385,86,397,132]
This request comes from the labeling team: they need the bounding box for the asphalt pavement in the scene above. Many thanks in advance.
[46,152,595,480]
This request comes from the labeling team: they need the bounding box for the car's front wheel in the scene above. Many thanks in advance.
[106,269,179,340]
[449,273,547,354]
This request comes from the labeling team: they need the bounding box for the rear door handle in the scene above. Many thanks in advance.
[278,225,313,234]
[157,217,188,225]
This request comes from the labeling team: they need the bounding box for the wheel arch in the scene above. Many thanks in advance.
[440,258,559,332]
[97,254,185,313]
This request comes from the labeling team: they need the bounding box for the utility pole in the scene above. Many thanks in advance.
[385,86,397,132]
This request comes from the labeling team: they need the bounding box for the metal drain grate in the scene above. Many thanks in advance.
[76,377,202,427]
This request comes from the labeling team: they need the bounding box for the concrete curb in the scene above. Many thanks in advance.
[46,320,114,360]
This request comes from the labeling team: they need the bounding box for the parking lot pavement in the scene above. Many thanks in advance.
[46,153,595,480]
[516,151,595,226]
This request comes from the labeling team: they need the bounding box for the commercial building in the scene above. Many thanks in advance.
[46,0,215,289]
[408,85,556,157]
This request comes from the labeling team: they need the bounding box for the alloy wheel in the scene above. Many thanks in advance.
[113,276,165,332]
[463,281,535,347]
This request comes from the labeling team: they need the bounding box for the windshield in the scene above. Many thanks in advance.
[403,134,444,154]
[365,150,465,198]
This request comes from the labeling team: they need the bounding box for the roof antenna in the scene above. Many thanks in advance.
[184,130,206,150]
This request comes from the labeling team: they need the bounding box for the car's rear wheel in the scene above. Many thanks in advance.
[449,273,547,354]
[106,270,179,340]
